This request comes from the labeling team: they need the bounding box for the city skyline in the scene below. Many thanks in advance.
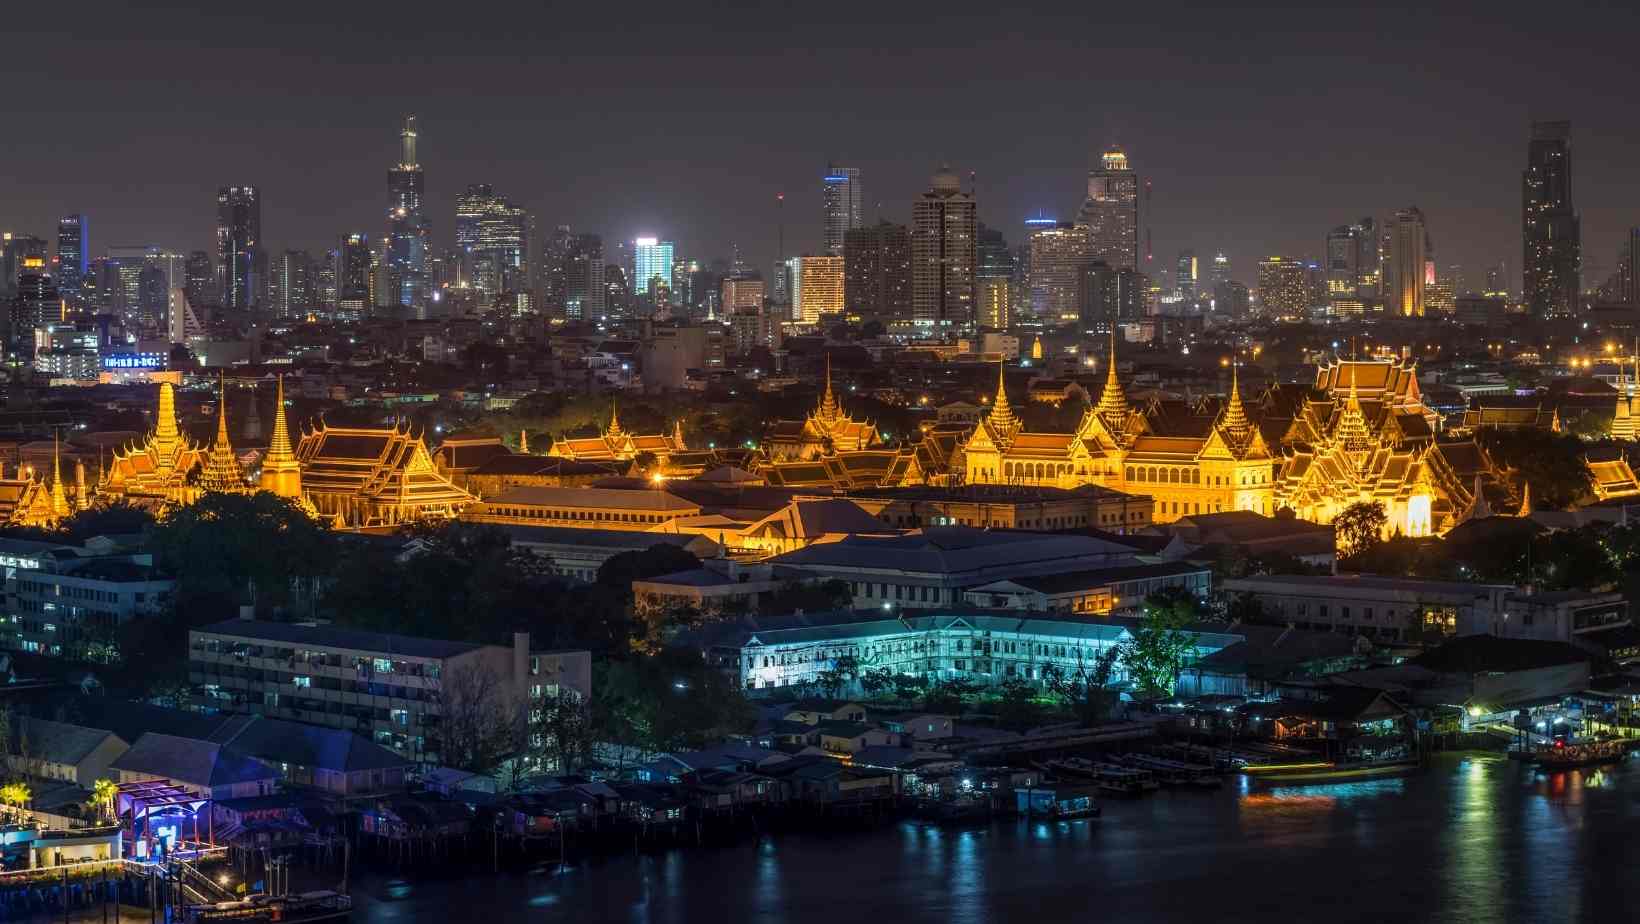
[2,3,1639,292]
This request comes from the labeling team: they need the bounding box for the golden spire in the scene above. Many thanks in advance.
[201,374,246,492]
[817,353,841,421]
[259,375,303,499]
[49,431,68,518]
[518,429,529,454]
[1336,364,1370,452]
[672,419,687,450]
[151,381,182,468]
[607,397,626,440]
[74,459,87,512]
[1220,361,1251,434]
[1094,327,1130,418]
[987,356,1019,437]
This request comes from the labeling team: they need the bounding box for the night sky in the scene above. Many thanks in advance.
[4,1,1639,290]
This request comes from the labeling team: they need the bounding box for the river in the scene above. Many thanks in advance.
[327,754,1640,924]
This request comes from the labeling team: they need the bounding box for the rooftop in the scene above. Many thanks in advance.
[195,619,487,660]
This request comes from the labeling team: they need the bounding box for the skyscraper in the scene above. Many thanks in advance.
[1523,120,1581,318]
[386,116,429,312]
[1619,228,1640,306]
[1325,220,1378,301]
[1386,207,1428,317]
[976,223,1014,330]
[911,165,977,328]
[1175,250,1197,299]
[475,196,530,296]
[1257,257,1310,317]
[339,234,374,306]
[9,259,56,356]
[216,185,262,311]
[1078,148,1140,271]
[559,233,604,320]
[843,221,912,319]
[1027,221,1086,322]
[184,250,213,307]
[631,238,675,305]
[454,184,494,258]
[1,235,48,302]
[55,215,86,304]
[796,255,845,323]
[822,165,863,256]
[270,250,316,318]
[1210,252,1232,288]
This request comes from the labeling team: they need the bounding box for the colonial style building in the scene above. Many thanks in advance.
[961,343,1275,524]
[764,356,881,461]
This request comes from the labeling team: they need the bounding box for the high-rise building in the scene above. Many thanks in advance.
[843,221,912,319]
[386,116,429,312]
[216,185,262,311]
[476,198,530,296]
[184,250,213,307]
[1,235,48,302]
[1522,120,1581,318]
[822,165,863,256]
[1618,229,1640,306]
[559,233,605,320]
[796,255,845,323]
[1325,222,1371,300]
[631,238,675,306]
[722,276,765,314]
[1028,221,1087,322]
[1078,261,1146,327]
[541,225,573,313]
[137,266,169,331]
[55,215,86,304]
[454,184,494,258]
[1174,250,1197,300]
[976,223,1014,330]
[1257,257,1310,317]
[1210,252,1232,288]
[9,261,56,356]
[270,249,316,318]
[1385,207,1428,317]
[1078,148,1140,272]
[339,234,373,306]
[911,165,977,328]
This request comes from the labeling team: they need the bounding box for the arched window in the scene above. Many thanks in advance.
[1126,466,1135,481]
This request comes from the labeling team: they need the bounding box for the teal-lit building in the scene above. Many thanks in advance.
[632,237,675,302]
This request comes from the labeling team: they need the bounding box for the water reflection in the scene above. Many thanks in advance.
[1238,778,1406,815]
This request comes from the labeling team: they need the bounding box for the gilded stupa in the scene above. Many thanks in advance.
[100,381,206,506]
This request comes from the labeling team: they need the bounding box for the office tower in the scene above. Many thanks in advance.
[631,238,675,305]
[1484,262,1509,298]
[316,249,338,309]
[1618,229,1640,305]
[843,221,912,320]
[216,185,262,310]
[783,256,803,320]
[1215,280,1250,316]
[1028,221,1087,322]
[386,115,429,312]
[476,197,529,295]
[911,165,977,328]
[1257,257,1310,316]
[975,223,1014,330]
[2,235,49,302]
[554,233,604,321]
[55,215,86,304]
[1077,261,1148,328]
[602,263,631,318]
[1173,250,1197,300]
[167,287,203,343]
[1078,147,1140,271]
[1523,120,1581,318]
[183,250,213,307]
[337,234,374,307]
[455,184,493,258]
[270,249,316,318]
[722,276,765,314]
[1325,223,1367,300]
[822,165,863,256]
[9,261,56,355]
[137,266,169,330]
[1210,252,1232,287]
[1385,207,1428,317]
[795,255,844,323]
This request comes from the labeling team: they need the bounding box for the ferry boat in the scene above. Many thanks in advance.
[1119,753,1223,789]
[1241,758,1420,786]
[1534,737,1633,769]
[183,890,352,923]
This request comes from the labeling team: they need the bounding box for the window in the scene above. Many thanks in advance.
[293,675,312,688]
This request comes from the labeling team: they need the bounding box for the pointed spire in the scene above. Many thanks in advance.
[201,374,246,493]
[518,429,529,454]
[1518,481,1533,517]
[1220,361,1250,434]
[606,397,626,440]
[74,459,87,511]
[817,353,841,421]
[49,431,68,519]
[1094,327,1130,418]
[259,375,304,500]
[672,419,687,450]
[987,357,1019,438]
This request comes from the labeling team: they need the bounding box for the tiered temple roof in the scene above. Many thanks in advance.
[293,421,474,528]
[100,382,206,507]
[764,355,881,461]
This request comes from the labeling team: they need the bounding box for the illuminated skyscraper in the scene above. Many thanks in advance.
[1257,257,1310,317]
[631,238,675,305]
[822,165,863,256]
[1078,148,1139,271]
[1325,221,1377,301]
[796,255,845,323]
[184,250,213,307]
[270,250,316,318]
[911,165,977,328]
[215,185,262,310]
[843,221,912,319]
[557,233,604,320]
[1386,207,1428,317]
[1210,252,1232,288]
[976,223,1014,329]
[1028,221,1086,322]
[55,215,86,304]
[2,235,48,302]
[1523,120,1581,318]
[386,116,429,312]
[339,234,373,306]
[1175,250,1197,299]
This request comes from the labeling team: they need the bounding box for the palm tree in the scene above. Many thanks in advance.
[88,779,117,824]
[0,782,32,821]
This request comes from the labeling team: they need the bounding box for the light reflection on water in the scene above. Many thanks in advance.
[330,755,1640,924]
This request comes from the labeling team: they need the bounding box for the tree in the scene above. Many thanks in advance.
[435,663,524,775]
[995,679,1039,729]
[151,491,334,618]
[531,690,592,778]
[88,778,117,825]
[812,654,858,699]
[922,679,978,716]
[0,782,30,820]
[1335,501,1388,561]
[591,651,755,759]
[859,668,895,700]
[1119,593,1200,699]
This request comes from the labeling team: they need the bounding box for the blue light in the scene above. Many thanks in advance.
[823,176,849,182]
[1024,217,1057,226]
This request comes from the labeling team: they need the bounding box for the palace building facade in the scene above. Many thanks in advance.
[764,356,881,462]
[547,401,688,465]
[961,341,1276,524]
